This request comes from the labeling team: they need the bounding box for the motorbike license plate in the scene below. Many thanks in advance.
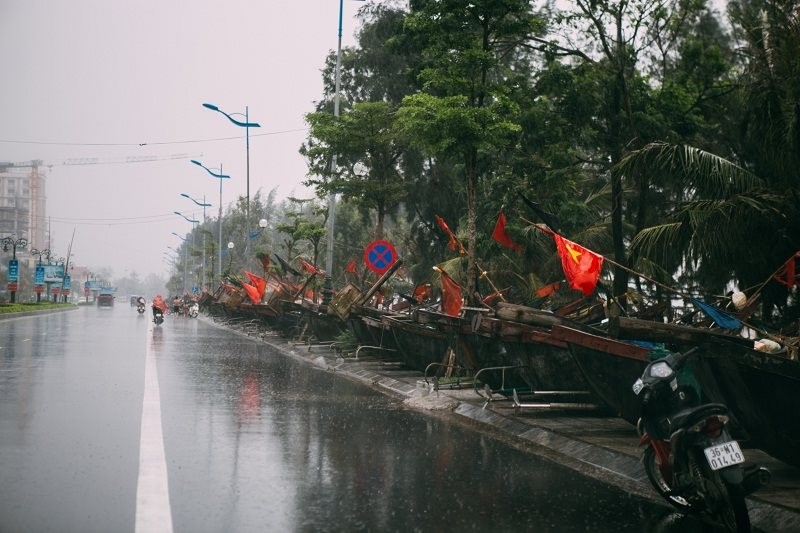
[704,441,745,470]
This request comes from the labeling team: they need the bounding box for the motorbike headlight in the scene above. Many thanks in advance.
[648,361,673,379]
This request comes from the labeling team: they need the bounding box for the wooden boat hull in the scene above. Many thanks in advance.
[551,325,651,424]
[383,316,452,373]
[475,316,591,393]
[347,305,400,351]
[689,341,800,467]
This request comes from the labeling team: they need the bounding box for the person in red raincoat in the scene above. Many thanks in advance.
[152,294,168,319]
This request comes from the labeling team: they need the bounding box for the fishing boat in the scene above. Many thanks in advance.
[473,314,597,395]
[415,307,528,393]
[550,324,652,424]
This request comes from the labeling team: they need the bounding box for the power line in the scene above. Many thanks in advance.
[0,127,307,148]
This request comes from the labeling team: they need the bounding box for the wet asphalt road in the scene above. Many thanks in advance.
[0,304,723,533]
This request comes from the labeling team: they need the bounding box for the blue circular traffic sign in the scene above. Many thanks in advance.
[364,240,397,274]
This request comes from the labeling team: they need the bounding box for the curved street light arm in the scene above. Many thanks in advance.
[203,102,260,128]
[174,211,200,224]
[180,193,212,207]
[191,159,230,179]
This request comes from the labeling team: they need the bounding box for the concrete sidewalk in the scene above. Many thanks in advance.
[218,320,800,533]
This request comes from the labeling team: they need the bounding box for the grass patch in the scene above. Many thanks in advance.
[0,302,76,314]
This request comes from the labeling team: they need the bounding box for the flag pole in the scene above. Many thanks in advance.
[435,215,506,303]
[522,218,692,299]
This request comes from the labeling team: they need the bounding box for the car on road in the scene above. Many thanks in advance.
[97,294,114,307]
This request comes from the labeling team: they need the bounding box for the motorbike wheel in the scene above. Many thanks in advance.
[642,446,696,514]
[712,476,751,533]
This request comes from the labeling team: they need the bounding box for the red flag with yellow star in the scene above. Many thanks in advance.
[553,235,604,295]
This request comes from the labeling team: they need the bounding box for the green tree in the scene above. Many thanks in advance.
[396,0,541,300]
[303,102,408,240]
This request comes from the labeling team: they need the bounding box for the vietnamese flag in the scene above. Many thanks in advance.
[345,259,357,273]
[436,268,463,316]
[492,211,523,252]
[553,234,604,295]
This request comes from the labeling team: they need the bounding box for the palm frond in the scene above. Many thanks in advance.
[612,142,764,196]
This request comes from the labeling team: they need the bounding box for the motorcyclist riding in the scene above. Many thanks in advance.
[152,294,168,319]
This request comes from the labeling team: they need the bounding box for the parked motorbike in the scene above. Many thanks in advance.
[633,347,770,532]
[153,307,165,325]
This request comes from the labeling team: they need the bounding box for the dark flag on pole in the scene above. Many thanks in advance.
[517,191,560,232]
[273,254,301,277]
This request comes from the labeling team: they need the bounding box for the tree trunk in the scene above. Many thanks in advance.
[465,148,478,303]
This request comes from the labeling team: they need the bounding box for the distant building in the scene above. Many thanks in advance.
[0,160,47,249]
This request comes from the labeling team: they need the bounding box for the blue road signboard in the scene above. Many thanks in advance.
[363,240,397,275]
[7,259,18,282]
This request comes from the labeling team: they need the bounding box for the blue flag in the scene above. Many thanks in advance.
[691,298,742,330]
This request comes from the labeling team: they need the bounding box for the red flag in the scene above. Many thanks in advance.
[242,282,261,304]
[412,283,432,303]
[481,287,509,305]
[492,211,523,252]
[437,269,463,316]
[536,281,561,298]
[435,215,460,252]
[299,259,324,275]
[553,234,604,295]
[774,252,799,289]
[345,259,357,273]
[244,271,267,299]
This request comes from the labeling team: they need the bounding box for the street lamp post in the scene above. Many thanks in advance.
[172,212,197,294]
[202,103,260,261]
[3,235,28,303]
[322,0,365,305]
[191,160,230,289]
[181,193,211,290]
[226,241,235,274]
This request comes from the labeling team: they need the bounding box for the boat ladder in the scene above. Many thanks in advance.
[423,362,474,390]
[510,389,600,414]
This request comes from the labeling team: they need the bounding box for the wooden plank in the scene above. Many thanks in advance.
[608,316,753,347]
[551,325,649,361]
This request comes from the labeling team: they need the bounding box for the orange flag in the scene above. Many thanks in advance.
[345,259,357,273]
[492,211,523,252]
[244,271,267,299]
[553,234,604,295]
[437,269,463,316]
[242,282,261,304]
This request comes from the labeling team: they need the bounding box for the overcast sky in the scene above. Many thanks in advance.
[0,0,368,281]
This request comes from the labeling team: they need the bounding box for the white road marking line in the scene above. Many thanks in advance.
[135,323,174,533]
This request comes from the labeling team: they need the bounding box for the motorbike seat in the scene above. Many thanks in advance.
[669,403,729,431]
